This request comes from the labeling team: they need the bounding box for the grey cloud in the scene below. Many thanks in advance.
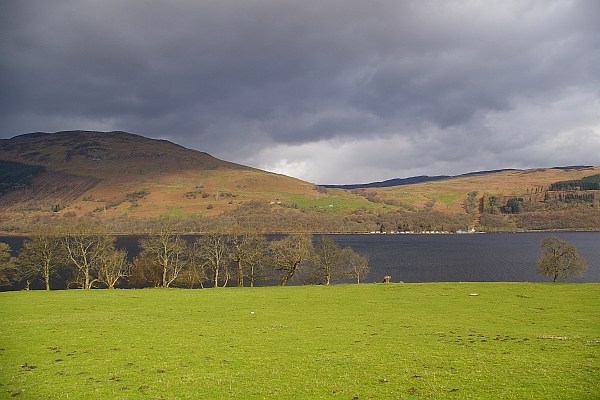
[1,0,599,183]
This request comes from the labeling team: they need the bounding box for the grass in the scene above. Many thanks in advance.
[0,283,598,399]
[284,189,389,213]
[427,191,463,207]
[165,206,186,218]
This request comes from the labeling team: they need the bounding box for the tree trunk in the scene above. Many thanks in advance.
[44,261,51,290]
[237,261,244,287]
[222,270,229,288]
[279,275,289,286]
[280,262,299,286]
[213,268,219,288]
[84,268,90,289]
[162,261,168,288]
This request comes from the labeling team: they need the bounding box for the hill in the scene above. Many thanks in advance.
[1,131,599,233]
[0,131,382,231]
[322,167,594,189]
[322,175,452,189]
[355,166,600,231]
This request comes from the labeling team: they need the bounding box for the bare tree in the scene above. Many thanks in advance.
[16,230,64,290]
[0,242,18,288]
[61,224,114,289]
[312,235,343,285]
[174,262,207,288]
[130,253,163,288]
[341,247,370,284]
[271,234,313,286]
[537,236,588,282]
[138,227,189,288]
[97,248,130,289]
[231,233,269,287]
[194,234,232,288]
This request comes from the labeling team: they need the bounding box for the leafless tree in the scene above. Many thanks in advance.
[61,223,115,289]
[97,248,130,289]
[130,253,163,288]
[194,234,232,288]
[16,230,64,290]
[537,236,587,282]
[312,235,343,285]
[271,234,313,286]
[231,233,269,287]
[341,247,370,284]
[174,262,207,288]
[0,242,18,288]
[138,227,189,288]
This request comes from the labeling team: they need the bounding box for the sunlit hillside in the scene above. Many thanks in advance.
[1,131,599,233]
[362,167,600,213]
[0,131,383,222]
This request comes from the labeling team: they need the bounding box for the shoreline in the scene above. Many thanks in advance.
[1,228,600,237]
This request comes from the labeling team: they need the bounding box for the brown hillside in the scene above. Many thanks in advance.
[0,170,100,213]
[1,131,598,232]
[0,131,347,220]
[365,166,600,213]
[0,130,248,179]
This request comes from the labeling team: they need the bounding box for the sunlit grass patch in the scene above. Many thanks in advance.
[0,283,598,399]
[285,190,389,212]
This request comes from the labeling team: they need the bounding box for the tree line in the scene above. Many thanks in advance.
[549,174,600,191]
[0,224,369,291]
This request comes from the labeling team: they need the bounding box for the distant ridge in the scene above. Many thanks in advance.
[322,175,450,189]
[322,166,594,189]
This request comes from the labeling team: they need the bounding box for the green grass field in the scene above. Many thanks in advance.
[1,283,598,399]
[283,189,390,213]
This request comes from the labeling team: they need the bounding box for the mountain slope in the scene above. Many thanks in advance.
[1,130,599,233]
[322,167,594,189]
[0,131,381,222]
[0,130,247,179]
[358,166,600,213]
[322,175,451,189]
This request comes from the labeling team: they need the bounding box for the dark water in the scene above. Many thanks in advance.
[331,232,599,283]
[2,232,598,283]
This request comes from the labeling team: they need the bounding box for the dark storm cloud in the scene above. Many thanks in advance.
[1,0,599,183]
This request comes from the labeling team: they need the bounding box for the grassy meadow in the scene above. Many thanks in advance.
[1,283,598,399]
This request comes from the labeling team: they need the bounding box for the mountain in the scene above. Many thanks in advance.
[352,165,600,213]
[0,130,345,221]
[322,175,451,189]
[0,130,247,178]
[323,167,595,189]
[1,130,599,233]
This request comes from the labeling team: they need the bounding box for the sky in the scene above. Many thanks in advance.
[1,0,599,184]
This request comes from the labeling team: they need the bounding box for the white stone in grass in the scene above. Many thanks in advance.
[468,293,480,296]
